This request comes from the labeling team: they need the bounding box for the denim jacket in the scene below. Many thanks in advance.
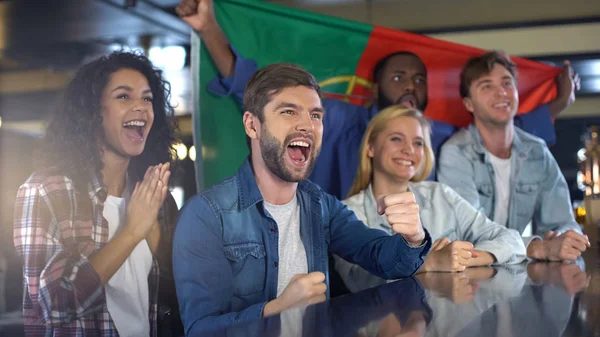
[334,183,526,292]
[437,124,581,246]
[172,159,431,335]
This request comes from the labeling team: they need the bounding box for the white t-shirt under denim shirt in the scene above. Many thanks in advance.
[487,152,533,237]
[263,194,308,296]
[487,152,512,228]
[103,192,153,337]
[264,195,308,337]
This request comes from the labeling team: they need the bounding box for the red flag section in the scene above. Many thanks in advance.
[351,26,562,127]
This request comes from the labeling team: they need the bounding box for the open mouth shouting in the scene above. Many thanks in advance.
[286,138,312,167]
[397,94,418,109]
[122,119,147,143]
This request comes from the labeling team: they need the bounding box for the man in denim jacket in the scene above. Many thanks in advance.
[173,63,431,335]
[438,52,590,261]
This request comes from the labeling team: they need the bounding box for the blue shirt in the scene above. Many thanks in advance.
[208,48,556,199]
[173,158,431,335]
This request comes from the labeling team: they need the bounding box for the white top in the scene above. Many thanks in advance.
[103,195,153,337]
[264,195,308,296]
[488,152,512,227]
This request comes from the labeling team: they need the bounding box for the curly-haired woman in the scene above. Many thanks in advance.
[14,51,179,337]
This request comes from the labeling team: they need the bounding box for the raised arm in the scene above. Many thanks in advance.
[514,60,580,146]
[547,60,580,119]
[177,0,258,105]
[177,0,234,77]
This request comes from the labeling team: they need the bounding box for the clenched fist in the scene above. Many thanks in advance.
[176,0,216,33]
[420,238,477,272]
[543,230,590,261]
[377,192,425,246]
[263,272,327,317]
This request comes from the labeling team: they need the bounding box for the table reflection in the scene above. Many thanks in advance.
[194,250,595,337]
[194,276,432,337]
[456,262,590,337]
[2,248,596,337]
[421,260,589,337]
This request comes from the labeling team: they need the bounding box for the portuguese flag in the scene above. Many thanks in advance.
[192,0,561,190]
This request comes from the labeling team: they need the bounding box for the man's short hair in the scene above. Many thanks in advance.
[372,51,423,84]
[243,63,322,151]
[459,51,518,98]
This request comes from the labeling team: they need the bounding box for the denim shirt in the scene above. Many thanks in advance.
[172,159,431,335]
[437,124,581,246]
[334,183,526,293]
[207,47,556,199]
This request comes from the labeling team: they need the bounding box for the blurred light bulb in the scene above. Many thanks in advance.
[172,142,187,160]
[189,145,196,162]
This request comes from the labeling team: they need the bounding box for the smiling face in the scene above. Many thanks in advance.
[369,115,425,184]
[101,68,154,158]
[253,85,324,182]
[463,63,519,127]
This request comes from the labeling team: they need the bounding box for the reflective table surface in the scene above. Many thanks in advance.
[1,246,598,337]
[195,247,599,337]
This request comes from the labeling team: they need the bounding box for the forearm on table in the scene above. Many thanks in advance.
[467,250,496,267]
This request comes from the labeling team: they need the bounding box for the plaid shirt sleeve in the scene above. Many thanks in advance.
[13,175,105,327]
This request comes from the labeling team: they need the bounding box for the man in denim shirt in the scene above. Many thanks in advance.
[175,0,578,199]
[438,52,590,261]
[173,63,431,335]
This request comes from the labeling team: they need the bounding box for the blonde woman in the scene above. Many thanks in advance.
[334,105,526,292]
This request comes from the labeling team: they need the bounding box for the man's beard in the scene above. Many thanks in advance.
[260,127,319,183]
[377,89,428,112]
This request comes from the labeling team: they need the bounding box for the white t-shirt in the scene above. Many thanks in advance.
[264,195,308,296]
[103,195,153,337]
[488,152,512,227]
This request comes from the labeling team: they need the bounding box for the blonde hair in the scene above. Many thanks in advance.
[347,105,435,198]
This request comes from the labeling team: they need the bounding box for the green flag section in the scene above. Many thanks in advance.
[193,0,561,190]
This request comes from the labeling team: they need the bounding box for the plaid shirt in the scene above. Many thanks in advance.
[14,168,176,337]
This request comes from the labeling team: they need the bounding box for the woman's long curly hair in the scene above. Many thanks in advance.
[41,51,178,191]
